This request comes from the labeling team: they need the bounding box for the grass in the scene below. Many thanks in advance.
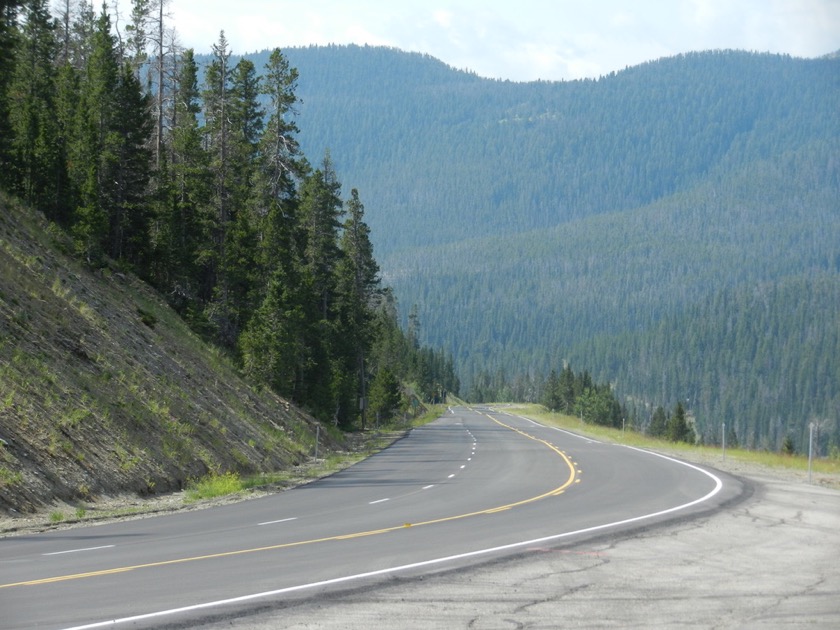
[500,403,840,476]
[184,471,244,503]
[179,405,451,504]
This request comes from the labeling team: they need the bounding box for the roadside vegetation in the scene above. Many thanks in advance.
[506,404,840,483]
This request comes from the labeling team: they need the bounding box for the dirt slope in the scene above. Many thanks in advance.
[0,194,341,515]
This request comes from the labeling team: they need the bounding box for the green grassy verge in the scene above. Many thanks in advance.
[182,406,449,504]
[498,403,840,476]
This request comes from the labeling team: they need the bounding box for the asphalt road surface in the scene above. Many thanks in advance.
[0,406,741,629]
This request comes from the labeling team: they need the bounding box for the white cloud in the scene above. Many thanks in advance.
[133,1,840,80]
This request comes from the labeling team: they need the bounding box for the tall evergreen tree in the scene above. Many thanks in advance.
[542,369,560,411]
[7,0,62,217]
[156,47,212,316]
[257,47,301,203]
[239,46,311,401]
[216,56,264,343]
[300,152,343,320]
[649,405,668,438]
[558,365,576,413]
[201,31,239,345]
[334,188,381,428]
[66,4,152,268]
[667,400,693,443]
[0,0,23,191]
[70,5,121,263]
[368,366,401,423]
[295,155,344,421]
[109,59,153,271]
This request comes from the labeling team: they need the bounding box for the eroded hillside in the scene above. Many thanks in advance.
[0,196,340,515]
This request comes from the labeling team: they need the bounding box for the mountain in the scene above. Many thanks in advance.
[239,45,837,453]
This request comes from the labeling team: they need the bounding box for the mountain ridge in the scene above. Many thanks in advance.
[254,46,838,451]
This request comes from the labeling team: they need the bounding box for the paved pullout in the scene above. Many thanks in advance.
[195,472,839,629]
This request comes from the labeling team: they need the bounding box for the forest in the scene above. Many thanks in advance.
[261,45,838,454]
[0,1,458,430]
[2,3,838,456]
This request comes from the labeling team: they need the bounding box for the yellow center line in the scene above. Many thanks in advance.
[1,409,577,590]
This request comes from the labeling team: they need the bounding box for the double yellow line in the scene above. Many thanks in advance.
[2,410,577,589]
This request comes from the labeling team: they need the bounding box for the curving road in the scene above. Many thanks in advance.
[0,406,740,629]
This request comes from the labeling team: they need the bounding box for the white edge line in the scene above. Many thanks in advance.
[43,545,115,556]
[547,425,600,444]
[61,451,724,630]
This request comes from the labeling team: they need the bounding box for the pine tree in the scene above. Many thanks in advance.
[215,56,265,342]
[64,4,152,268]
[7,0,62,217]
[159,49,212,312]
[368,366,401,423]
[667,400,693,443]
[334,188,381,428]
[558,365,576,413]
[300,152,343,320]
[0,0,23,192]
[110,60,153,271]
[201,31,238,345]
[542,369,560,411]
[295,155,344,421]
[257,47,301,203]
[70,5,121,264]
[649,405,668,437]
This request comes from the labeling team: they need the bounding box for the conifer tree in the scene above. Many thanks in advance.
[7,0,62,217]
[542,369,560,411]
[157,48,212,315]
[649,405,668,437]
[70,5,121,263]
[368,366,401,423]
[334,188,381,427]
[294,155,344,421]
[300,152,343,319]
[667,400,693,443]
[558,365,576,412]
[0,0,23,191]
[201,31,239,345]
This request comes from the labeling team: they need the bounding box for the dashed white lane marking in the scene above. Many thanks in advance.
[422,485,435,490]
[258,518,298,526]
[43,545,115,556]
[448,474,455,478]
[460,465,466,469]
[369,498,390,505]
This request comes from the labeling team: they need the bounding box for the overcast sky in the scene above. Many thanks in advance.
[154,0,839,81]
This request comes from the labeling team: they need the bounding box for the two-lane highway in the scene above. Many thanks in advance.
[0,407,739,629]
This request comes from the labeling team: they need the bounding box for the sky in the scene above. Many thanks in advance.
[153,0,839,81]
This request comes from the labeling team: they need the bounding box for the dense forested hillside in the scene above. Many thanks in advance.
[277,46,839,252]
[0,3,461,512]
[1,0,837,469]
[262,45,838,453]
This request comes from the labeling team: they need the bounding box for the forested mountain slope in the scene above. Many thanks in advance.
[253,45,839,453]
[275,47,838,253]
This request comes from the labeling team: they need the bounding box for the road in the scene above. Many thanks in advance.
[0,406,740,629]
